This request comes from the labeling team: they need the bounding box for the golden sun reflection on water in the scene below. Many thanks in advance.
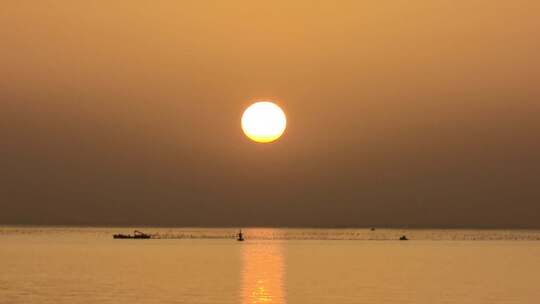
[241,237,286,304]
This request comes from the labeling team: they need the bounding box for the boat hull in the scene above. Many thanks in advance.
[113,234,151,239]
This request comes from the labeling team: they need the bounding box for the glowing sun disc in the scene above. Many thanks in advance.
[241,101,287,143]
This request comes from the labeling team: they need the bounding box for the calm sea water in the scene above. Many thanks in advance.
[1,227,540,304]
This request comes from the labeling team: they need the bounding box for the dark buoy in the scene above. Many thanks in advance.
[237,229,245,242]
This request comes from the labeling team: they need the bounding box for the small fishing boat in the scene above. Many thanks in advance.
[237,229,245,242]
[399,235,408,241]
[113,230,151,239]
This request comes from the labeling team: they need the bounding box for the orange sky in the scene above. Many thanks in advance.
[1,1,539,227]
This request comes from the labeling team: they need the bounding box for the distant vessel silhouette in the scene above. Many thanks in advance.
[399,235,408,241]
[237,229,245,242]
[113,230,151,239]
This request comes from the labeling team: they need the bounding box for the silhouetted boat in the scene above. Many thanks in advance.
[113,230,151,239]
[399,235,408,241]
[237,229,245,242]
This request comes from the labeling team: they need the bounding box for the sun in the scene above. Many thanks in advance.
[241,101,287,143]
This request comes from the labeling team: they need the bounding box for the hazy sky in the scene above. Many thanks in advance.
[1,1,539,227]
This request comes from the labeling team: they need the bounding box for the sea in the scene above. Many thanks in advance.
[1,227,539,304]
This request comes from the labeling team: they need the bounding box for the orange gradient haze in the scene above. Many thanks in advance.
[1,1,539,227]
